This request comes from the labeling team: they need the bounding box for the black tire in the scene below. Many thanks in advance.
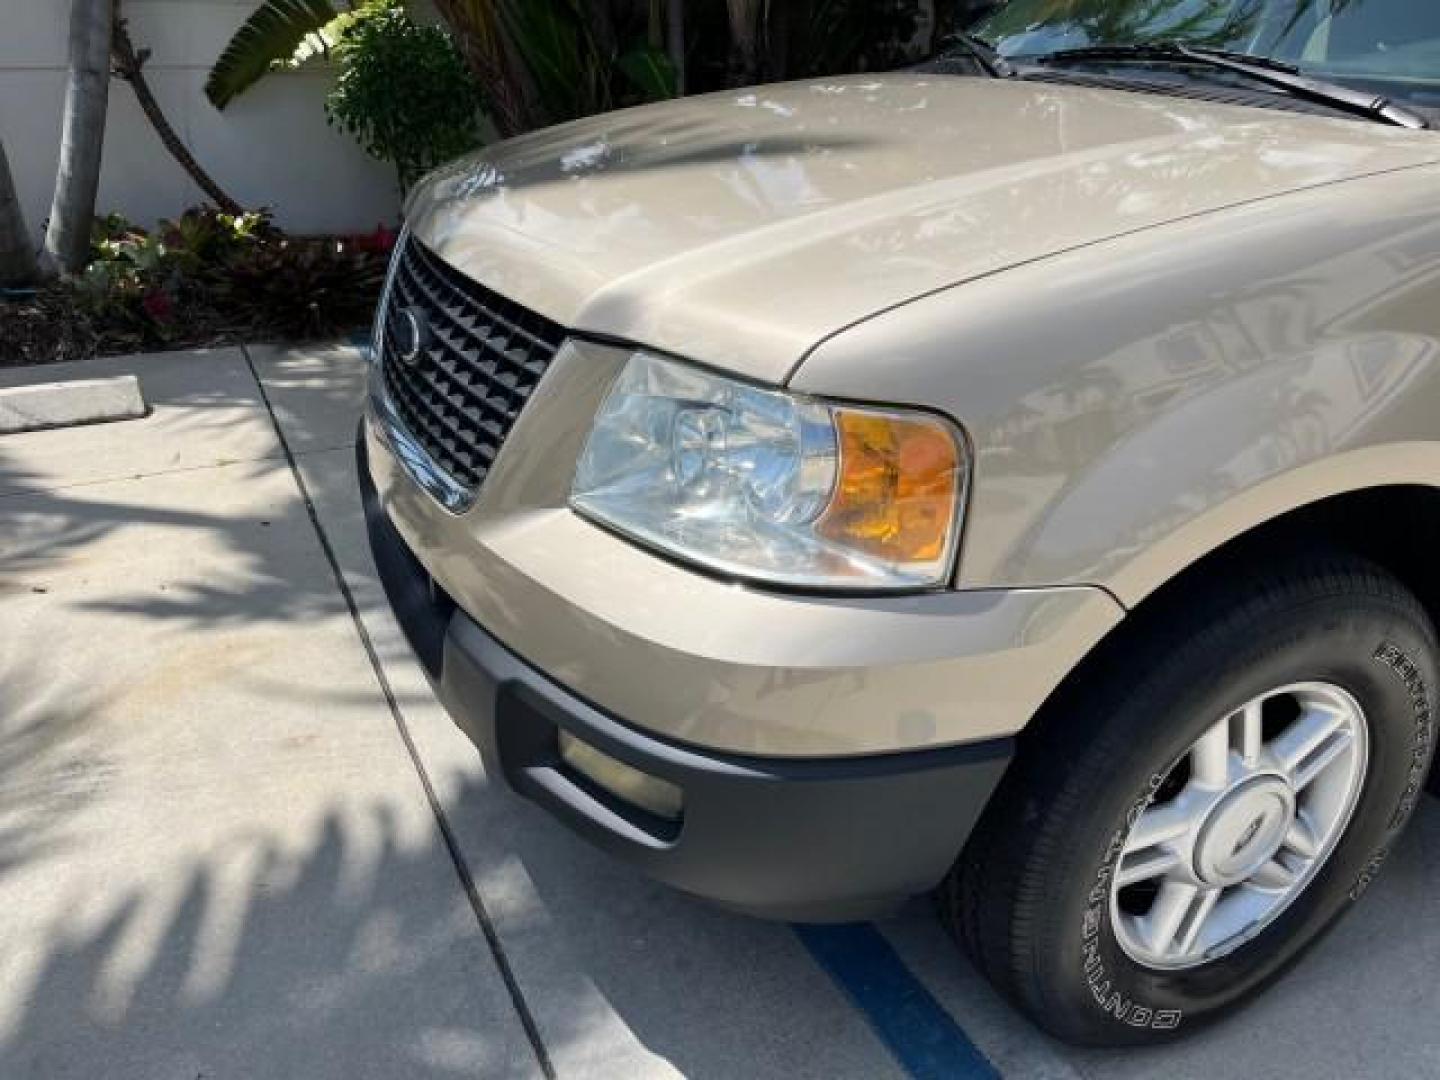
[943,553,1438,1046]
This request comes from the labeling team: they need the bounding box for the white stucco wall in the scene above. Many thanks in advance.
[1,0,404,243]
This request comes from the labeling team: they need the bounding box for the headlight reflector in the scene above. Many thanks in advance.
[571,353,964,590]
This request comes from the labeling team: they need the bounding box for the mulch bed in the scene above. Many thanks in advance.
[2,286,245,367]
[0,284,376,368]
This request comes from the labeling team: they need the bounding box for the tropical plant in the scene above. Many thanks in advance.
[25,206,393,359]
[206,0,353,110]
[45,0,114,276]
[208,230,388,338]
[765,0,932,82]
[209,0,683,153]
[430,0,532,137]
[498,1,677,126]
[0,139,37,287]
[324,2,485,192]
[74,208,269,330]
[207,0,941,165]
[431,0,681,132]
[683,0,936,88]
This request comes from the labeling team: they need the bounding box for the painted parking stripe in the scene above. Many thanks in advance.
[794,923,1001,1080]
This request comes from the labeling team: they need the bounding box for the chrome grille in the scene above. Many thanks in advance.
[379,236,566,494]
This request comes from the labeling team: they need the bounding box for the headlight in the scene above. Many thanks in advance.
[570,352,967,590]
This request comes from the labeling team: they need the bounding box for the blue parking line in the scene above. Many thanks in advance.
[794,923,1001,1080]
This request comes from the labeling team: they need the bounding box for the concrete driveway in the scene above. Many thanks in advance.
[1,344,1437,1079]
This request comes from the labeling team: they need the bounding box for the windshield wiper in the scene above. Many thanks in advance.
[1035,42,1428,130]
[937,32,1015,79]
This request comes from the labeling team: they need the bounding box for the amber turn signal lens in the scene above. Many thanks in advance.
[816,409,962,570]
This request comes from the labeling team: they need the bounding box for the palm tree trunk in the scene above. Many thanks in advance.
[725,0,763,87]
[0,139,38,287]
[44,0,114,276]
[667,0,686,95]
[112,12,244,215]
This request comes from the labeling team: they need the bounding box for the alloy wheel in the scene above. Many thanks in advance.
[1110,682,1369,970]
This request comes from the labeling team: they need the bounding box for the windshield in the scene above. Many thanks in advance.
[974,0,1440,110]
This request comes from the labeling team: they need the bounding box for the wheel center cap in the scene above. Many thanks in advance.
[1194,775,1295,886]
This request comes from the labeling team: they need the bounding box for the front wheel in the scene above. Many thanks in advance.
[945,555,1437,1045]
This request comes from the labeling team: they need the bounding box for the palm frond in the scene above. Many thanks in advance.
[206,0,343,110]
[617,44,677,100]
[501,0,607,123]
[433,0,534,136]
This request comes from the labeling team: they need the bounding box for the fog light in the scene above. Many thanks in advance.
[558,731,683,821]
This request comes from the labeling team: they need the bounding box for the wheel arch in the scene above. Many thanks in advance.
[1037,482,1440,792]
[1101,444,1440,609]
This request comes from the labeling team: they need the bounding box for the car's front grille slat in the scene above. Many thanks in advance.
[408,240,558,354]
[380,235,566,498]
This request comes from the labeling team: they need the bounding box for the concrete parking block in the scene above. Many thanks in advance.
[0,349,280,497]
[0,375,147,435]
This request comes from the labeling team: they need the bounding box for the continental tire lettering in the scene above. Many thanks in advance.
[1374,641,1434,828]
[1080,770,1183,1031]
[1350,847,1389,902]
[1359,643,1437,900]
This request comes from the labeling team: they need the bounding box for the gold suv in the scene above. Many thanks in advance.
[361,0,1440,1046]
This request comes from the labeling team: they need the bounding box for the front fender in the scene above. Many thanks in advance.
[791,165,1440,607]
[985,342,1440,607]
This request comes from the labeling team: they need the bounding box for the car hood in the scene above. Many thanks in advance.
[407,74,1439,384]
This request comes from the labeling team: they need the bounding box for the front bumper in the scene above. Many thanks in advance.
[361,432,1013,920]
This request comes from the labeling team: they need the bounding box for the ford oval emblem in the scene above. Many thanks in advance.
[394,307,430,366]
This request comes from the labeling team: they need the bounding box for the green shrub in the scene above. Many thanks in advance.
[325,2,484,193]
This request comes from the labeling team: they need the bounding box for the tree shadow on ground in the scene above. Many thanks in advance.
[0,345,900,1080]
[0,351,546,1077]
[0,787,542,1079]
